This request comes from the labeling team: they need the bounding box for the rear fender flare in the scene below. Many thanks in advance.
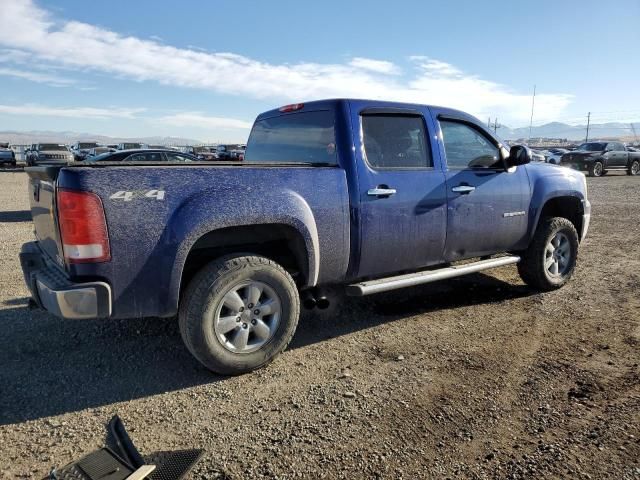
[167,189,320,307]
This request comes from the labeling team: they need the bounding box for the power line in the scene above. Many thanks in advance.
[528,85,536,141]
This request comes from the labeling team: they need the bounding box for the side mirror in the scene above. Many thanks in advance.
[506,145,531,167]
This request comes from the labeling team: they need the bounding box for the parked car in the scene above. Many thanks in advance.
[20,99,590,375]
[85,146,116,159]
[545,148,569,165]
[181,146,217,161]
[530,149,546,162]
[212,144,244,160]
[0,142,16,167]
[560,141,640,177]
[85,148,198,163]
[116,142,143,150]
[25,143,73,166]
[71,142,99,161]
[230,144,246,161]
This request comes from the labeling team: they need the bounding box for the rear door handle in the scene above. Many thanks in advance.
[368,187,397,197]
[451,185,476,194]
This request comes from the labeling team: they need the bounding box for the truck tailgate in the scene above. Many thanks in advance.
[26,166,64,266]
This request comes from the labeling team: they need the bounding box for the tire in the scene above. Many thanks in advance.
[588,161,603,177]
[517,217,579,291]
[628,160,640,176]
[179,254,300,375]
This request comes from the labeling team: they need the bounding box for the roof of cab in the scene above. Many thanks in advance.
[254,98,482,125]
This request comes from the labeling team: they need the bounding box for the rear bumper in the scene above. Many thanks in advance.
[20,241,112,319]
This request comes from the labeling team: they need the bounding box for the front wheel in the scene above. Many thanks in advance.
[517,217,579,291]
[588,161,603,177]
[179,255,300,375]
[628,160,640,176]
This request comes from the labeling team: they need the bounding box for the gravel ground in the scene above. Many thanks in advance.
[0,169,638,479]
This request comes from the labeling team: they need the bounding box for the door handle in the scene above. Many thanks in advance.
[451,185,476,194]
[367,187,397,197]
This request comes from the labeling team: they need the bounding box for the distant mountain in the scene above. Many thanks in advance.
[0,130,204,146]
[502,122,640,141]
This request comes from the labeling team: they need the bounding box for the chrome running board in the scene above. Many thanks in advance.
[346,256,520,296]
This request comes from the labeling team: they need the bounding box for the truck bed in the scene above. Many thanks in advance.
[26,162,351,318]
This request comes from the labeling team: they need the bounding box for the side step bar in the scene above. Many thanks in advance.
[346,255,520,296]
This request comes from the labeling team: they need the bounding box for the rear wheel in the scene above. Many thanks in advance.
[179,254,300,375]
[588,161,603,177]
[518,217,579,290]
[628,160,640,176]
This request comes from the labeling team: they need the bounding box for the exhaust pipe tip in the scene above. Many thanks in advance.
[303,298,317,310]
[316,296,330,310]
[301,291,317,310]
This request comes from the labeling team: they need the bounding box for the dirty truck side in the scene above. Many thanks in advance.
[20,99,590,374]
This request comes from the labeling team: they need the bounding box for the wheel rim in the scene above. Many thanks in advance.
[632,162,639,175]
[213,280,281,354]
[544,232,572,278]
[594,162,603,176]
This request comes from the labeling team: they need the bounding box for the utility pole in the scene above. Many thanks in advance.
[585,112,591,142]
[630,123,638,143]
[528,84,536,142]
[491,118,501,134]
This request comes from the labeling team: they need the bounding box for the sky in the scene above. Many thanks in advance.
[0,0,638,142]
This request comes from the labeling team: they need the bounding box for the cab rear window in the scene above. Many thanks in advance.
[245,111,336,165]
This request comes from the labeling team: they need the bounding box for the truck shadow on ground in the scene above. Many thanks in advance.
[0,308,217,426]
[0,210,32,222]
[0,272,533,425]
[290,272,533,350]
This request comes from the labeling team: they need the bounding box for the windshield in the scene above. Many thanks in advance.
[193,146,210,153]
[121,143,141,149]
[77,143,98,149]
[39,144,68,151]
[576,143,605,152]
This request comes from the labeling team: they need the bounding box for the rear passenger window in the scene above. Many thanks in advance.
[245,111,336,164]
[361,115,431,168]
[440,121,501,169]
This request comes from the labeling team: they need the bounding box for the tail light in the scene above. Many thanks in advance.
[278,103,304,112]
[57,189,110,263]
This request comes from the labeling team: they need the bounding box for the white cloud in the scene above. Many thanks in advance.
[0,0,573,125]
[0,67,75,86]
[158,112,253,130]
[0,104,144,119]
[349,57,399,75]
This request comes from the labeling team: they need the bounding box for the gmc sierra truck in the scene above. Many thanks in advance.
[20,99,591,375]
[560,141,640,177]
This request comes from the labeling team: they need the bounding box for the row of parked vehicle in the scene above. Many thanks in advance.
[530,142,640,177]
[0,143,17,167]
[8,137,639,178]
[18,142,247,166]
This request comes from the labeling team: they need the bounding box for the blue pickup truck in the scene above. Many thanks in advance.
[20,99,591,374]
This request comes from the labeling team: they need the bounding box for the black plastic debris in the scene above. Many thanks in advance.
[43,415,203,480]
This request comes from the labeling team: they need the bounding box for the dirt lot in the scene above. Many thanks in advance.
[0,169,638,479]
